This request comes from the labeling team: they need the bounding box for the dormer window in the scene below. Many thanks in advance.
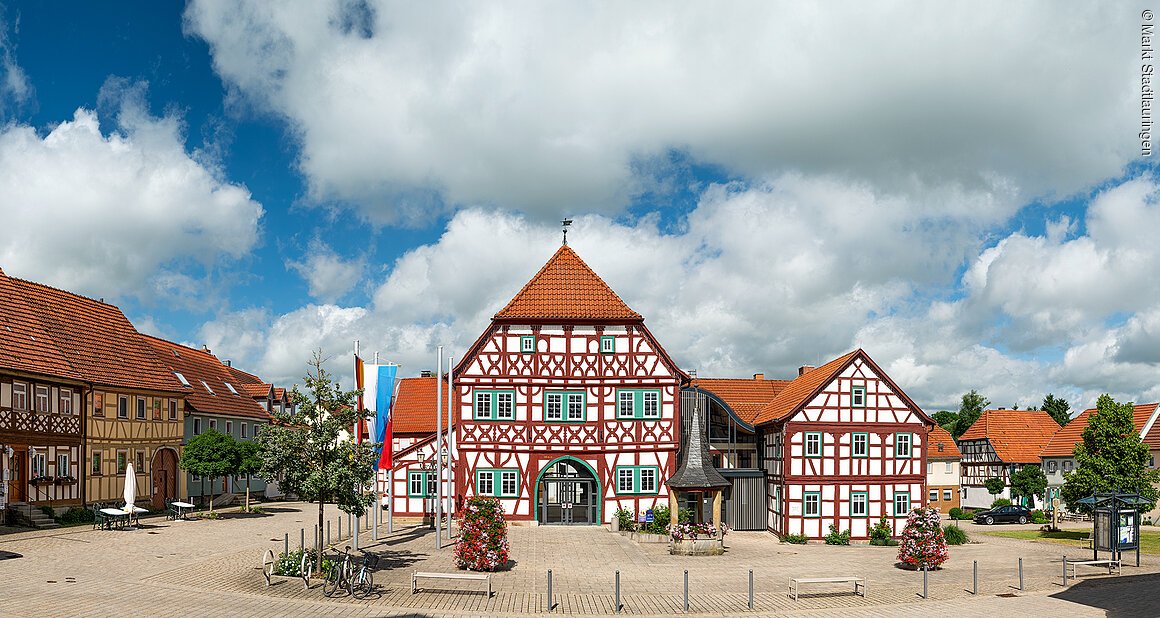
[520,336,535,354]
[174,372,191,387]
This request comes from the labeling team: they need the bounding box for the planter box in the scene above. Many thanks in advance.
[630,531,669,544]
[670,538,725,556]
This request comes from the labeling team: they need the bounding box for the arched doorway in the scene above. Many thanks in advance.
[151,448,178,509]
[536,458,599,525]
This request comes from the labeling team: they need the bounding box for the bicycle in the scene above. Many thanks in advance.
[323,546,354,597]
[350,551,378,599]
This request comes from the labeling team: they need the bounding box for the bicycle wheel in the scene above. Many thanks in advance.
[343,556,354,596]
[352,567,374,599]
[300,552,312,590]
[322,560,340,597]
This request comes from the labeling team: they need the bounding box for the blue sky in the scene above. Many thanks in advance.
[1,1,1158,413]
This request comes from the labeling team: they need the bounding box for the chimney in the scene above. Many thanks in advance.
[225,360,231,367]
[420,370,433,378]
[798,365,815,377]
[202,344,211,353]
[753,373,764,381]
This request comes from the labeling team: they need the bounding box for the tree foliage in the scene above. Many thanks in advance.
[179,428,240,513]
[952,390,989,439]
[1010,464,1047,507]
[256,351,378,571]
[1041,393,1071,427]
[983,476,1005,497]
[1061,394,1160,513]
[931,410,957,433]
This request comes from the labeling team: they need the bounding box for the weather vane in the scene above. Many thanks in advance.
[561,218,573,246]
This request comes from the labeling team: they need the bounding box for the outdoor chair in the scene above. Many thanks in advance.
[165,501,180,521]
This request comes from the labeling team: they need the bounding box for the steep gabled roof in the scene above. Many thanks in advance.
[750,350,860,425]
[959,409,1060,463]
[927,425,962,460]
[390,376,452,435]
[693,377,790,426]
[0,272,84,380]
[140,334,272,421]
[2,274,182,392]
[1040,403,1160,457]
[494,245,641,321]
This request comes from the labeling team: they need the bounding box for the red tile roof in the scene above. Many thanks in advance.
[750,350,860,425]
[494,245,641,321]
[0,272,85,381]
[694,377,790,425]
[1040,403,1160,457]
[391,376,452,436]
[140,335,273,421]
[927,425,962,460]
[0,272,183,392]
[959,409,1061,463]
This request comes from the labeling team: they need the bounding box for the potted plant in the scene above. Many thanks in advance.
[54,475,78,486]
[30,475,54,486]
[670,521,727,555]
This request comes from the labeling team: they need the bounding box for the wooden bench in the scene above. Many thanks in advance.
[1078,533,1093,549]
[411,571,492,596]
[1066,559,1120,579]
[789,577,866,601]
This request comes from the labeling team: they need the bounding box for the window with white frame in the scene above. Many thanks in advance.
[201,380,215,395]
[894,433,912,458]
[59,388,72,414]
[600,336,614,354]
[616,389,662,420]
[136,397,146,420]
[224,382,239,395]
[1047,460,1058,473]
[943,489,952,501]
[501,470,517,495]
[851,385,866,407]
[929,490,938,502]
[804,432,822,458]
[174,371,191,387]
[520,336,535,353]
[169,399,178,420]
[408,471,434,497]
[617,467,634,493]
[56,452,69,476]
[476,469,518,497]
[567,393,584,421]
[614,466,660,494]
[226,421,233,434]
[618,391,634,418]
[118,396,128,419]
[30,451,47,478]
[894,492,910,516]
[35,386,49,412]
[240,423,248,438]
[642,391,659,418]
[945,461,952,474]
[851,491,868,517]
[12,382,27,410]
[209,419,217,431]
[545,393,563,420]
[927,462,932,474]
[852,433,868,458]
[194,418,202,435]
[474,390,515,420]
[803,492,821,517]
[639,467,657,493]
[477,470,495,496]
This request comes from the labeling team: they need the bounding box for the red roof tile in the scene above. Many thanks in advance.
[0,273,84,381]
[1040,403,1159,457]
[494,245,641,321]
[1,273,183,392]
[140,335,273,421]
[927,425,962,460]
[694,377,790,424]
[750,350,861,425]
[391,376,451,435]
[959,409,1061,463]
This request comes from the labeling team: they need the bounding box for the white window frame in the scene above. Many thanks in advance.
[617,468,634,493]
[851,385,866,407]
[240,423,248,438]
[852,433,868,458]
[894,492,910,516]
[851,491,868,517]
[803,492,821,517]
[35,386,49,413]
[209,419,217,431]
[894,433,912,458]
[193,418,202,435]
[600,336,614,354]
[618,391,634,418]
[31,451,47,478]
[169,399,178,420]
[500,470,518,496]
[118,396,128,419]
[59,388,72,415]
[201,380,215,396]
[56,452,69,476]
[174,371,191,387]
[945,461,952,474]
[639,467,657,493]
[12,382,27,410]
[566,393,584,421]
[225,421,233,435]
[642,391,659,418]
[929,490,938,502]
[943,489,952,501]
[804,432,822,458]
[136,397,146,420]
[496,392,514,420]
[520,336,535,353]
[545,393,563,421]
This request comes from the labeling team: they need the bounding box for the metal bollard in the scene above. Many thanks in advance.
[1063,555,1068,585]
[922,565,928,599]
[748,569,754,610]
[313,526,317,554]
[284,532,288,557]
[547,569,553,612]
[327,521,331,547]
[972,560,977,594]
[615,570,621,614]
[299,528,304,553]
[683,570,689,612]
[348,512,353,534]
[1018,557,1024,591]
[338,516,342,540]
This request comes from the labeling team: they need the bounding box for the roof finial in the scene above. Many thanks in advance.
[561,218,573,246]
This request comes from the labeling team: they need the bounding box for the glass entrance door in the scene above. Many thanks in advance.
[539,459,598,525]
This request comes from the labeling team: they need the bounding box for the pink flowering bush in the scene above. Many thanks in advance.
[896,507,949,570]
[454,497,510,571]
[670,521,727,541]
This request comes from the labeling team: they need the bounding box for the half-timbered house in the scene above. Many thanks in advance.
[753,350,935,540]
[958,409,1060,508]
[452,244,686,524]
[141,335,274,505]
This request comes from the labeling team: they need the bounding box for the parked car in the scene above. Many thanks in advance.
[973,505,1033,525]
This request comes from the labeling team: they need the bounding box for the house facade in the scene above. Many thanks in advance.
[451,245,685,524]
[958,409,1060,509]
[925,425,961,512]
[141,336,274,505]
[754,350,934,540]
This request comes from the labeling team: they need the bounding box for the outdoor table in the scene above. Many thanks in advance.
[123,505,148,527]
[171,501,195,520]
[99,508,129,530]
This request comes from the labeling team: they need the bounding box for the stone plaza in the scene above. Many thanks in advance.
[1,503,1157,617]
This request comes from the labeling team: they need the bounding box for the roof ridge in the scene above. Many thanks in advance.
[493,245,642,320]
[3,272,120,310]
[750,349,861,425]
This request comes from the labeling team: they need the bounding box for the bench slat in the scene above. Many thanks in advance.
[792,577,862,584]
[414,571,490,581]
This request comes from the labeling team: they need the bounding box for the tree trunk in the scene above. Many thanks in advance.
[245,474,251,512]
[316,499,325,573]
[209,477,215,514]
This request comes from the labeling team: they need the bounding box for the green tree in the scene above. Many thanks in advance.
[1010,464,1047,508]
[180,429,240,514]
[1061,394,1160,513]
[931,410,957,433]
[1041,393,1071,427]
[236,440,263,512]
[952,390,990,439]
[984,476,1006,498]
[256,352,377,572]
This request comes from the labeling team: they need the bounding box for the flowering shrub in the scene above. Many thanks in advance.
[869,514,897,546]
[896,507,949,570]
[671,521,727,541]
[455,497,510,571]
[824,523,851,545]
[614,506,637,531]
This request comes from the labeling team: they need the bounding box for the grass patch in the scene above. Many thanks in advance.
[978,529,1160,554]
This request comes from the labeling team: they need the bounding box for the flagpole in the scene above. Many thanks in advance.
[436,345,443,550]
[446,354,454,542]
[353,340,361,551]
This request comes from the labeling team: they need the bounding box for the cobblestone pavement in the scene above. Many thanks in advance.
[1,503,1157,617]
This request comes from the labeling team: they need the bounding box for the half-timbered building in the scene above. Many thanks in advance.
[452,244,686,524]
[957,409,1060,508]
[753,350,935,540]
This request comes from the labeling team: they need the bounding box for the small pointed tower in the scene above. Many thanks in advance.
[665,371,730,532]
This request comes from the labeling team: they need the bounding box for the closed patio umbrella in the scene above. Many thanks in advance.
[123,462,136,511]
